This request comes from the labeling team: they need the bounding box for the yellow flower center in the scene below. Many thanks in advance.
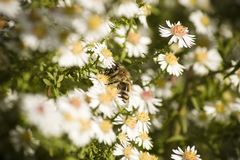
[64,5,82,15]
[199,111,208,121]
[69,97,81,108]
[141,5,151,16]
[36,105,45,114]
[127,31,140,45]
[195,50,208,63]
[137,112,150,122]
[32,24,47,39]
[139,152,151,160]
[150,155,158,160]
[79,119,91,132]
[125,116,137,129]
[101,48,112,58]
[141,90,153,101]
[215,102,225,113]
[100,120,112,133]
[165,53,178,65]
[190,0,197,6]
[99,86,118,104]
[97,74,109,84]
[71,41,83,54]
[64,112,74,122]
[171,24,187,37]
[124,146,133,158]
[118,132,127,142]
[88,15,103,30]
[201,15,210,26]
[140,132,149,140]
[183,151,197,160]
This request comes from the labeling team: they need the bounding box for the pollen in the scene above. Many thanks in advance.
[125,116,137,129]
[71,41,83,54]
[139,152,151,160]
[183,151,198,160]
[165,52,178,65]
[141,90,153,101]
[137,112,150,122]
[201,15,210,26]
[140,132,149,140]
[101,48,112,58]
[97,74,109,84]
[100,120,112,133]
[124,145,133,158]
[215,101,225,114]
[99,86,118,104]
[195,50,208,63]
[171,24,187,37]
[69,97,81,108]
[32,23,47,39]
[64,112,74,122]
[88,15,103,30]
[118,132,127,142]
[127,31,140,45]
[80,119,91,132]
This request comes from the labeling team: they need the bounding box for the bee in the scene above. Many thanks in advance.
[104,63,132,103]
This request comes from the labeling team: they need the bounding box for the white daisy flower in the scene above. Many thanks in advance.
[135,132,153,150]
[9,126,39,156]
[21,94,63,137]
[94,118,116,145]
[185,47,222,76]
[157,52,185,77]
[204,101,231,122]
[113,0,139,18]
[117,132,130,145]
[171,146,201,160]
[57,89,91,132]
[138,152,158,160]
[92,43,115,68]
[136,111,151,133]
[189,10,216,36]
[138,4,151,28]
[76,0,106,14]
[56,33,89,68]
[113,143,139,160]
[159,20,195,48]
[0,0,21,18]
[229,98,240,122]
[20,10,61,52]
[115,26,151,57]
[128,85,161,114]
[87,84,119,118]
[114,115,139,140]
[89,73,109,87]
[72,12,113,42]
[189,109,210,128]
[68,117,96,147]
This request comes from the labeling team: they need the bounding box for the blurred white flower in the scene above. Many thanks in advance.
[171,146,201,160]
[55,34,89,67]
[113,0,139,18]
[117,132,130,145]
[204,101,231,122]
[178,0,212,11]
[189,109,210,128]
[92,43,115,68]
[229,62,240,92]
[189,10,216,36]
[10,126,39,156]
[157,53,185,77]
[0,0,21,18]
[113,143,139,160]
[159,20,195,48]
[136,111,151,133]
[21,94,63,137]
[76,0,106,14]
[94,118,116,145]
[115,26,151,57]
[185,47,222,75]
[72,12,113,42]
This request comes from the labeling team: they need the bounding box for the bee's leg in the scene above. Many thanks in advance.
[106,81,118,85]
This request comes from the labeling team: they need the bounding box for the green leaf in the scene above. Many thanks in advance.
[43,79,52,86]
